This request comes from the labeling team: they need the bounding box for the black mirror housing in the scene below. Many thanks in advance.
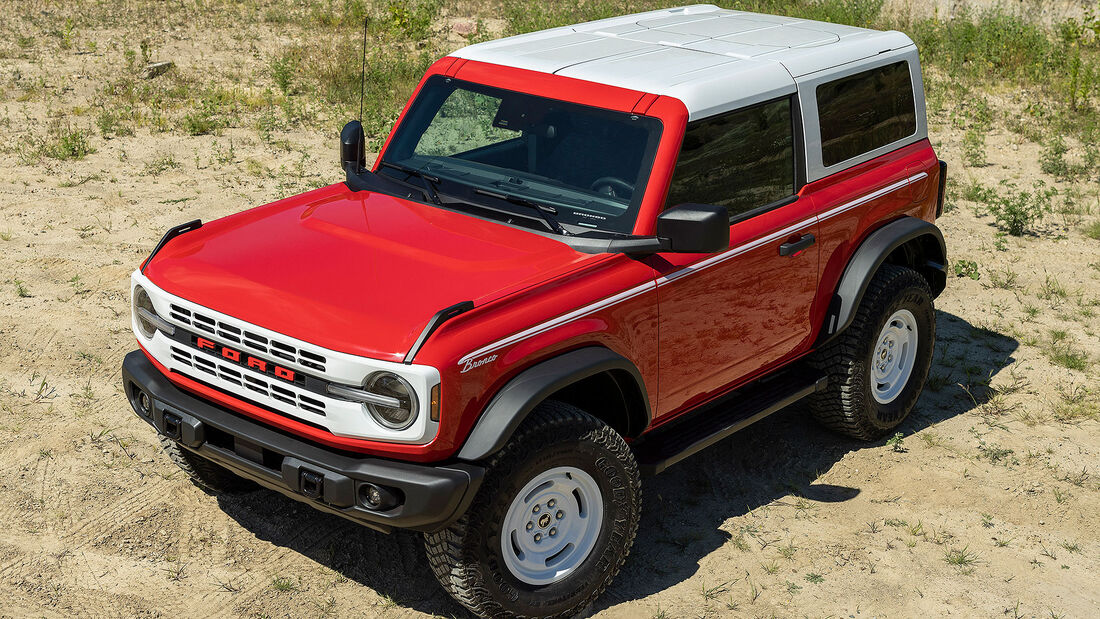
[340,120,366,173]
[656,203,729,253]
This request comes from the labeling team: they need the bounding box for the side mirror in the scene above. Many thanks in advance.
[656,203,729,253]
[340,120,366,173]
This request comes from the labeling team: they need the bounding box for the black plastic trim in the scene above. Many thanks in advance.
[122,351,483,533]
[403,300,475,364]
[456,347,651,461]
[935,159,948,218]
[818,216,946,347]
[142,219,202,273]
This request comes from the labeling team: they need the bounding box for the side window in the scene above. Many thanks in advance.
[816,61,916,167]
[665,98,795,220]
[415,90,515,156]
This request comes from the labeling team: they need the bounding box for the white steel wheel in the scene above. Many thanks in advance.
[870,309,919,404]
[499,465,604,586]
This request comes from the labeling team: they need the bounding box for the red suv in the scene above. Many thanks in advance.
[123,6,946,618]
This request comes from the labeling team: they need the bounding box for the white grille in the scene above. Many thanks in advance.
[132,270,442,444]
[169,345,328,416]
[168,304,328,373]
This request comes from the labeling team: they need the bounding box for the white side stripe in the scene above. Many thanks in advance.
[456,172,927,366]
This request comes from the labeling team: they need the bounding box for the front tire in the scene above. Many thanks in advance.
[809,264,935,440]
[424,401,641,618]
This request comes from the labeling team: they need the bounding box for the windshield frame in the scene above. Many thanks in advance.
[378,75,664,236]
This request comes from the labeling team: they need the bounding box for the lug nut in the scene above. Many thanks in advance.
[526,522,533,531]
[534,533,542,542]
[556,510,564,519]
[549,527,557,537]
[547,499,556,508]
[532,505,540,514]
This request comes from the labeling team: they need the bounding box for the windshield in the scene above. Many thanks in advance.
[380,76,662,235]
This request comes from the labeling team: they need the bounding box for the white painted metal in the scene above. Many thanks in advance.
[499,466,604,585]
[131,271,442,443]
[450,4,922,130]
[870,309,919,404]
[795,46,928,182]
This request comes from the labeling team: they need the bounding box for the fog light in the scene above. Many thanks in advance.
[358,483,399,511]
[363,484,383,508]
[139,392,152,416]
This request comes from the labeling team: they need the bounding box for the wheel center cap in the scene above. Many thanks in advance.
[538,513,551,528]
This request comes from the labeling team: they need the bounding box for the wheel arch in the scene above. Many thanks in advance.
[819,216,946,346]
[456,347,651,462]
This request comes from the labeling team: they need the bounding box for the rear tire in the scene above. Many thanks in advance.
[159,436,254,494]
[809,264,935,441]
[424,401,640,619]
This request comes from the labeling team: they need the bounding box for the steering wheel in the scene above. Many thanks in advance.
[589,176,634,199]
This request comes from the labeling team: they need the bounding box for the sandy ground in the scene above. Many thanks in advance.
[1,3,1098,618]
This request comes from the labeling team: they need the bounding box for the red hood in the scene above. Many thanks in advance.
[143,183,601,363]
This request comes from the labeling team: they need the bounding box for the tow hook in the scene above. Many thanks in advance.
[162,412,183,441]
[300,469,324,499]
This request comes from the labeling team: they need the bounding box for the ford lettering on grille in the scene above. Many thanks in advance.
[192,336,300,384]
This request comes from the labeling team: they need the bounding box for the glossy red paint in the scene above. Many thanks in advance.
[142,182,608,364]
[806,140,940,339]
[651,197,821,417]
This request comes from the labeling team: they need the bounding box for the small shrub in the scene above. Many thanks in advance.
[963,127,987,166]
[987,181,1056,236]
[953,259,980,280]
[42,128,94,160]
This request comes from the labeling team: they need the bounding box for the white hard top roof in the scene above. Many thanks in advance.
[450,4,915,119]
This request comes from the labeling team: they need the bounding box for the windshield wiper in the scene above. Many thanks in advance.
[474,188,569,236]
[378,160,442,205]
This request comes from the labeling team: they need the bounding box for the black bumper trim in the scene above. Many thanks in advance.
[122,350,483,533]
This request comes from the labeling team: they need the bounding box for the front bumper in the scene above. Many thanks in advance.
[122,350,483,533]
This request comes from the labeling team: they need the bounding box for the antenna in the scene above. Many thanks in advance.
[358,17,367,124]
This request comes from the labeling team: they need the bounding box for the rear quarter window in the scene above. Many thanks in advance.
[816,61,916,167]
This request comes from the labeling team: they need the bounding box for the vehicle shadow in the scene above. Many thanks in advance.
[213,308,1017,616]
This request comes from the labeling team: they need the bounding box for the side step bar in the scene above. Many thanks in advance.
[633,365,827,476]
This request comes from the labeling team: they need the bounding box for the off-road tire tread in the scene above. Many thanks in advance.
[423,401,641,619]
[809,264,934,441]
[159,436,253,494]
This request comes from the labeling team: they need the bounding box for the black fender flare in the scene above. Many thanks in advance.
[819,217,946,345]
[456,347,651,462]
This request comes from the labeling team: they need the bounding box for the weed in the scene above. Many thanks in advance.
[13,279,30,298]
[980,513,994,528]
[944,546,980,569]
[1085,221,1100,240]
[143,155,180,176]
[987,267,1020,290]
[702,580,730,601]
[1060,541,1081,554]
[886,432,907,452]
[41,128,95,161]
[1044,330,1090,371]
[953,259,980,280]
[778,541,797,560]
[804,572,824,584]
[761,560,779,575]
[271,576,298,592]
[97,110,134,138]
[987,180,1057,236]
[784,580,802,595]
[963,127,987,166]
[995,537,1013,547]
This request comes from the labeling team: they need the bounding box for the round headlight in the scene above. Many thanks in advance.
[363,372,419,430]
[133,285,158,339]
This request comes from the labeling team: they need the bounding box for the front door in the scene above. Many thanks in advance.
[655,95,820,418]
